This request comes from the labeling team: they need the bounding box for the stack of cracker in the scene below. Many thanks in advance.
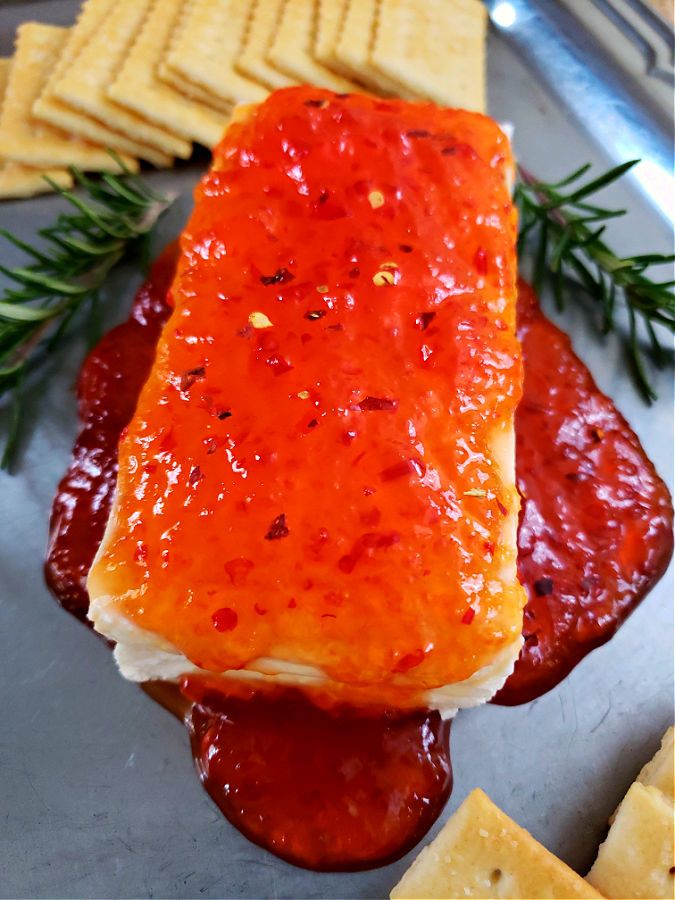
[391,726,675,899]
[0,0,487,199]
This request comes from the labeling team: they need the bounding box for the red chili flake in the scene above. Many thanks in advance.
[338,531,400,573]
[407,129,431,138]
[342,429,358,445]
[357,395,398,411]
[304,98,324,107]
[260,267,294,286]
[188,465,204,485]
[203,437,218,455]
[441,142,478,159]
[349,266,360,278]
[237,324,253,339]
[307,418,318,429]
[265,513,289,540]
[134,542,147,563]
[216,409,232,420]
[534,577,554,596]
[399,243,413,253]
[180,366,206,392]
[381,459,414,482]
[327,323,343,332]
[415,312,436,330]
[497,500,508,516]
[254,603,267,615]
[474,247,488,275]
[141,462,157,474]
[224,557,254,586]
[266,353,293,375]
[483,540,496,556]
[591,427,605,443]
[318,190,329,204]
[461,608,476,625]
[363,486,375,496]
[393,649,425,673]
[360,507,381,526]
[305,309,326,320]
[288,598,297,608]
[212,607,238,632]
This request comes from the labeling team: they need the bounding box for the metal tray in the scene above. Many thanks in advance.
[1,2,672,897]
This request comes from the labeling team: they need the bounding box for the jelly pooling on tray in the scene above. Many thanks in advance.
[87,87,525,708]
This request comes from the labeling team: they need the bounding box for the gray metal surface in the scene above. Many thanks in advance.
[0,2,673,898]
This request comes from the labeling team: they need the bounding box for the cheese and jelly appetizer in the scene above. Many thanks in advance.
[87,87,525,713]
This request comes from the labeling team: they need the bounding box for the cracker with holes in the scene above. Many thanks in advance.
[268,0,359,92]
[237,0,295,89]
[391,789,602,899]
[108,0,228,148]
[50,0,188,162]
[160,0,266,109]
[33,0,172,167]
[0,24,136,172]
[0,57,72,199]
[371,0,487,111]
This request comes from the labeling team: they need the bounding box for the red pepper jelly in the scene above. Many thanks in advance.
[495,281,673,705]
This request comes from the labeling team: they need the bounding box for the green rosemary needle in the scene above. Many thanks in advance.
[0,159,175,470]
[516,160,675,402]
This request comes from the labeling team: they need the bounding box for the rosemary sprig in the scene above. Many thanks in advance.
[516,160,675,402]
[0,158,175,470]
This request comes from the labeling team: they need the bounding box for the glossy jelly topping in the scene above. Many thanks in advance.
[88,87,524,698]
[495,281,674,704]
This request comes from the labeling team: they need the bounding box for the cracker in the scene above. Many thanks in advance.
[0,24,137,172]
[51,0,190,160]
[636,725,674,801]
[371,0,487,112]
[236,0,295,90]
[0,58,72,199]
[391,789,603,899]
[587,782,675,900]
[314,0,349,67]
[33,0,172,167]
[108,0,228,148]
[268,0,359,92]
[331,0,402,95]
[161,0,267,109]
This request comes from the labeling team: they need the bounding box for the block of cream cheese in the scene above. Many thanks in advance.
[88,87,525,713]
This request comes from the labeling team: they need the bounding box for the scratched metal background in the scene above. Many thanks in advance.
[0,2,673,898]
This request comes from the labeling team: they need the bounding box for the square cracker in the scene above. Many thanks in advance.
[33,0,172,167]
[268,0,360,92]
[160,0,267,108]
[636,725,674,801]
[587,782,675,900]
[0,58,72,199]
[0,24,137,172]
[330,0,402,95]
[391,789,603,899]
[108,0,228,148]
[236,0,295,90]
[51,0,190,160]
[371,0,487,112]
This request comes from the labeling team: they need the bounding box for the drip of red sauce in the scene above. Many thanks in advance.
[44,254,672,870]
[183,678,451,871]
[495,280,674,705]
